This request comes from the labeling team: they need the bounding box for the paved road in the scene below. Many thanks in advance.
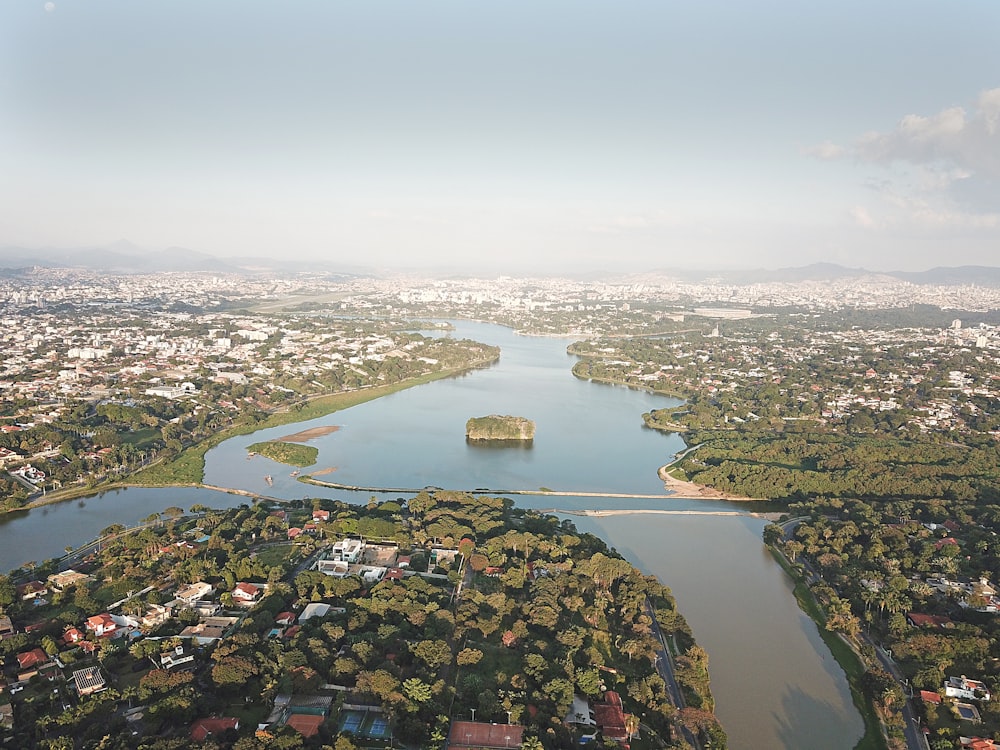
[645,598,701,750]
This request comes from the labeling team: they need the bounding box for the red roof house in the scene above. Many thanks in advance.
[85,613,117,637]
[17,648,49,671]
[190,717,240,742]
[593,691,628,741]
[232,582,261,602]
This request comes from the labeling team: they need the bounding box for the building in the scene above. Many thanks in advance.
[946,676,991,701]
[72,666,107,696]
[174,581,214,604]
[190,717,239,742]
[85,613,118,638]
[47,569,91,591]
[232,582,262,603]
[593,691,628,742]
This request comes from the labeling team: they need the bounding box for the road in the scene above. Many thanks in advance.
[645,598,701,750]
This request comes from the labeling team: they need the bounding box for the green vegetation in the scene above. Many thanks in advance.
[0,492,722,749]
[246,441,318,467]
[465,414,536,441]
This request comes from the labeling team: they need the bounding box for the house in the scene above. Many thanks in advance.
[16,648,49,671]
[232,582,262,603]
[593,691,628,741]
[316,559,350,577]
[447,720,524,749]
[919,690,942,705]
[175,581,214,604]
[287,527,303,539]
[275,612,296,627]
[140,604,172,629]
[0,616,14,640]
[190,717,240,742]
[298,603,331,623]
[47,569,91,591]
[63,627,85,645]
[946,676,991,701]
[961,737,999,750]
[311,509,330,522]
[85,613,118,638]
[565,694,598,740]
[385,567,405,581]
[72,666,106,696]
[327,538,364,564]
[16,581,48,601]
[907,612,955,629]
[161,645,195,670]
[0,702,13,731]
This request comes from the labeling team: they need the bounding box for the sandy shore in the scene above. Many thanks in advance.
[278,425,340,442]
[658,464,759,502]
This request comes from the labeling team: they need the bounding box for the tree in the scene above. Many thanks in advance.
[403,677,433,704]
[413,639,452,670]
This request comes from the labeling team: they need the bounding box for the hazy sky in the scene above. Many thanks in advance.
[2,1,998,273]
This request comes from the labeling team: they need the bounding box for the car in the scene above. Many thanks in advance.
[10,684,24,693]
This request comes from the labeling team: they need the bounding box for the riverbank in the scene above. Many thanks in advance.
[658,462,760,502]
[767,541,887,750]
[2,354,498,517]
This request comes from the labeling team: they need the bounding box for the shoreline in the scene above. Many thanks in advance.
[657,462,760,502]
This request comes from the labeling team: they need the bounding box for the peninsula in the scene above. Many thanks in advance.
[465,414,536,441]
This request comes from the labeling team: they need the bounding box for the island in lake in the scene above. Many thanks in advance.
[246,440,319,467]
[466,414,536,441]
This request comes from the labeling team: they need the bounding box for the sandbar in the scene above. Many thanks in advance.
[278,425,340,442]
[311,467,338,476]
[658,464,758,502]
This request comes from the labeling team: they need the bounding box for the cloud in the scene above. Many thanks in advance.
[803,140,845,160]
[850,206,875,228]
[44,1,55,12]
[813,88,1000,232]
[814,87,1000,177]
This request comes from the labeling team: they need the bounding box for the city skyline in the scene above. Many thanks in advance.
[2,1,999,273]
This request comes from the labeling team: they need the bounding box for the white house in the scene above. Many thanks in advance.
[946,676,991,701]
[175,581,214,604]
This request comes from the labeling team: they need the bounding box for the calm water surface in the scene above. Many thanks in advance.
[0,320,862,749]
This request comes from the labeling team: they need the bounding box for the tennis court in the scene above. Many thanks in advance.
[339,710,364,734]
[337,709,391,739]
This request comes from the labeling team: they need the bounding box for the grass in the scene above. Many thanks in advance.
[768,545,888,750]
[246,441,318,467]
[254,543,297,568]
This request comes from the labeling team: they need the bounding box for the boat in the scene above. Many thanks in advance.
[290,470,300,477]
[264,475,273,486]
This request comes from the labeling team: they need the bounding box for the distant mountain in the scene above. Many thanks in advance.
[888,266,1000,286]
[642,262,1000,287]
[0,242,370,277]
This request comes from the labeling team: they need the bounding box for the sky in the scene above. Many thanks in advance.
[1,1,998,274]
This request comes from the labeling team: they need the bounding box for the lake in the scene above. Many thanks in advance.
[0,320,862,749]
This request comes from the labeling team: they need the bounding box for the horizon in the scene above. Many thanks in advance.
[2,2,999,272]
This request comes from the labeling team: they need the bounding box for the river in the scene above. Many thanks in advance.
[0,320,862,749]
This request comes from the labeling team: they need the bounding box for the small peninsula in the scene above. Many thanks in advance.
[466,414,536,441]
